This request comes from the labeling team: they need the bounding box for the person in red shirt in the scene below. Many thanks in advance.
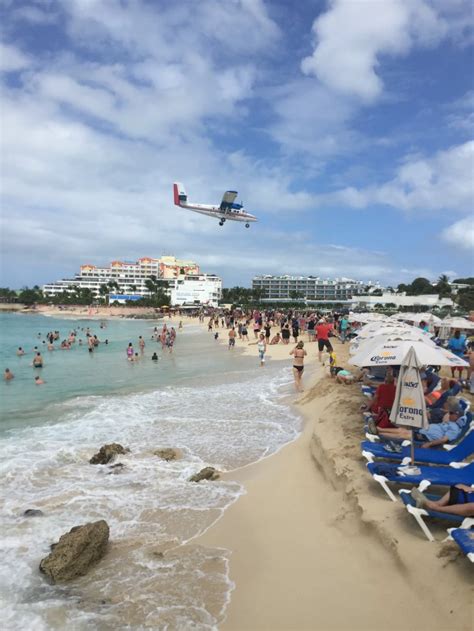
[315,318,334,363]
[369,374,396,415]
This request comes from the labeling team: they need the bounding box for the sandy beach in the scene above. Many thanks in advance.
[198,336,473,631]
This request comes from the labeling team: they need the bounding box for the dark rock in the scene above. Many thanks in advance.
[39,520,109,583]
[107,463,126,474]
[23,509,44,517]
[153,448,181,461]
[89,443,128,465]
[189,466,220,483]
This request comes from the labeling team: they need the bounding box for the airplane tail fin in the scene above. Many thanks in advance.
[173,182,187,206]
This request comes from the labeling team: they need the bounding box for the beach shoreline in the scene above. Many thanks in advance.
[197,339,473,631]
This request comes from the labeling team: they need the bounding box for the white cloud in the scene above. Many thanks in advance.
[441,217,474,251]
[301,0,447,102]
[329,141,474,212]
[0,42,32,72]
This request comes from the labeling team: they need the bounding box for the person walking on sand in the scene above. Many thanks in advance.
[228,327,236,349]
[290,341,307,392]
[316,318,333,364]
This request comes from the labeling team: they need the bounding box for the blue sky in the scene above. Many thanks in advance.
[0,0,473,289]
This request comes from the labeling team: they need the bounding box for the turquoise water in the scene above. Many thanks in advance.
[0,313,257,430]
[0,313,301,630]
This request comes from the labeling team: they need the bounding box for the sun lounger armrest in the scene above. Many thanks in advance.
[361,450,374,463]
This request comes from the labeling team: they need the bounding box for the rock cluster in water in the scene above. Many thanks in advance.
[189,466,220,482]
[39,520,109,583]
[89,443,129,465]
[153,448,181,461]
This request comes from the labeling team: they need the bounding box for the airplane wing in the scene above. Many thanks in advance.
[220,190,238,211]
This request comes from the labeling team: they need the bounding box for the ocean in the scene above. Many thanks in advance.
[0,313,301,630]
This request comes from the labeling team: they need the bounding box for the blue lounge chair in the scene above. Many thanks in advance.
[366,461,474,502]
[361,428,474,466]
[364,412,473,446]
[447,527,474,562]
[399,490,474,541]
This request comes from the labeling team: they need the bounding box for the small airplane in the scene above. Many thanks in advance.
[173,182,257,227]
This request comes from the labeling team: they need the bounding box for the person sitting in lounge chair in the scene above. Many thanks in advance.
[411,485,474,517]
[377,398,467,447]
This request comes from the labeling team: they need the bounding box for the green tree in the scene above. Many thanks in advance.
[406,277,434,295]
[0,287,18,302]
[435,274,451,298]
[456,287,474,312]
[18,287,43,305]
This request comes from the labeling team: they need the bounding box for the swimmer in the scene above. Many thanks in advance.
[214,332,219,340]
[78,339,83,346]
[32,352,43,368]
[151,352,158,361]
[34,376,45,385]
[16,347,25,356]
[4,368,14,381]
[47,343,54,351]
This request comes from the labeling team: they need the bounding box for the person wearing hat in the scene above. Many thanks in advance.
[315,318,334,363]
[377,397,468,447]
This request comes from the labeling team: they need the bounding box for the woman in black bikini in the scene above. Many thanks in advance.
[290,341,307,392]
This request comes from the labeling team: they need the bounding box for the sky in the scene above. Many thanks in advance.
[0,0,473,289]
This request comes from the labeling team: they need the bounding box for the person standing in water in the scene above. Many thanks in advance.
[257,333,267,367]
[4,368,14,381]
[33,352,44,368]
[126,342,134,360]
[290,341,307,392]
[139,336,145,354]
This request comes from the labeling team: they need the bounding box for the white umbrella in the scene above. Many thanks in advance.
[389,347,429,465]
[409,313,442,325]
[349,340,469,368]
[352,324,424,343]
[350,332,437,356]
[442,317,474,330]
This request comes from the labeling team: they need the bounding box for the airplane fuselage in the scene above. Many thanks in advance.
[178,201,257,223]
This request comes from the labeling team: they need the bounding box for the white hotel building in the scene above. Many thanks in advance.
[43,256,222,307]
[252,275,378,302]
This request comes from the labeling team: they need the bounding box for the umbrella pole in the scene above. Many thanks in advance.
[411,429,415,466]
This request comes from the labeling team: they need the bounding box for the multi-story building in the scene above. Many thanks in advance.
[252,275,379,302]
[43,256,221,306]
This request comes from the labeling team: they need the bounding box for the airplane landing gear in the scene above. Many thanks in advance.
[245,223,250,228]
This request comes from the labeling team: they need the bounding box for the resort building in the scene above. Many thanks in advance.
[252,275,379,302]
[353,293,454,310]
[43,256,222,306]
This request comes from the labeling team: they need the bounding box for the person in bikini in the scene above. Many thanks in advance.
[290,341,307,392]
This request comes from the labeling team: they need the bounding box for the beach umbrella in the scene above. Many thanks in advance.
[442,317,474,330]
[349,332,437,356]
[349,339,469,368]
[389,347,429,465]
[409,313,442,325]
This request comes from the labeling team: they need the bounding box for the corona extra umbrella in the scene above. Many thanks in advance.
[389,347,429,465]
[350,332,437,356]
[349,340,469,368]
